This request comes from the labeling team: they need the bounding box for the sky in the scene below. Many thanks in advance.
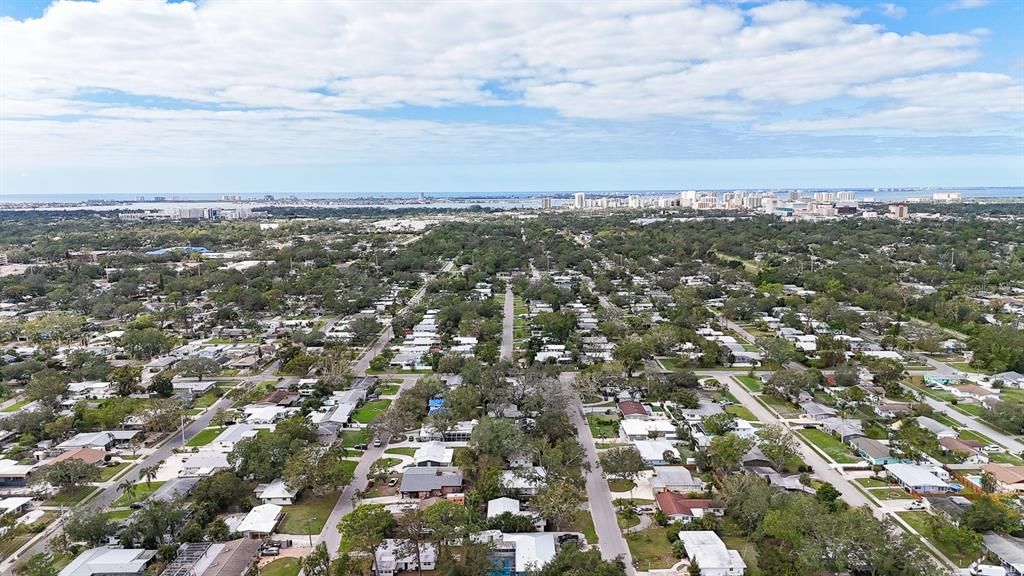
[0,0,1022,196]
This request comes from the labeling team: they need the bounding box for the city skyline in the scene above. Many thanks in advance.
[1,0,1023,195]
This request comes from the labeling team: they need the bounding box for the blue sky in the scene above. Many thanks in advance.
[1,0,1021,196]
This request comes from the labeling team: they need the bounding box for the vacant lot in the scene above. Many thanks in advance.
[797,429,859,464]
[353,399,392,424]
[278,492,341,534]
[587,414,620,438]
[186,426,225,447]
[735,375,762,392]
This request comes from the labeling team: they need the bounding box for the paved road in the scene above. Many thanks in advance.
[712,374,883,519]
[319,376,419,556]
[562,376,635,575]
[500,285,514,361]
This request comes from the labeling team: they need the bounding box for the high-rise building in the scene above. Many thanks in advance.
[813,192,835,203]
[628,195,641,209]
[540,197,553,210]
[888,204,908,219]
[837,191,855,202]
[679,190,698,208]
[788,190,801,201]
[573,192,586,209]
[0,253,8,266]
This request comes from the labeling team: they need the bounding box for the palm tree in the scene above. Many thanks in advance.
[118,480,137,502]
[139,464,160,487]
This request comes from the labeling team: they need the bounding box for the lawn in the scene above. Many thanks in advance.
[377,384,400,396]
[193,388,224,408]
[797,429,859,464]
[575,509,598,544]
[106,509,134,521]
[586,414,620,439]
[278,492,341,534]
[607,479,636,492]
[989,452,1024,465]
[735,375,763,392]
[375,457,401,469]
[722,535,761,576]
[725,405,758,421]
[111,481,165,507]
[262,557,301,576]
[659,357,690,373]
[98,462,130,481]
[758,394,800,417]
[931,413,961,428]
[957,429,996,446]
[340,429,369,449]
[897,511,980,567]
[868,487,913,500]
[624,526,678,569]
[855,478,889,488]
[2,399,31,413]
[341,460,358,476]
[353,399,391,424]
[949,362,988,375]
[44,486,99,507]
[385,447,417,457]
[999,389,1024,403]
[955,403,985,417]
[186,426,225,447]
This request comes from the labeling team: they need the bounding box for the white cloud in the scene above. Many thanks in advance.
[880,3,907,19]
[941,0,989,11]
[0,0,1018,170]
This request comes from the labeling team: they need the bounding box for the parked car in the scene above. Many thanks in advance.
[387,477,398,487]
[354,443,368,450]
[261,547,280,557]
[905,501,925,511]
[373,437,384,448]
[982,444,1003,453]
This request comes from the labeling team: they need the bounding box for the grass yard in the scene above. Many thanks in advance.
[722,535,762,576]
[797,429,859,464]
[111,481,165,507]
[949,362,988,375]
[377,384,400,396]
[98,462,130,481]
[989,452,1024,465]
[659,357,690,373]
[758,394,800,417]
[587,414,620,439]
[385,447,417,457]
[278,492,341,534]
[2,399,31,413]
[575,509,598,543]
[955,403,986,417]
[44,486,99,507]
[193,388,224,408]
[186,426,225,447]
[341,460,358,476]
[999,389,1024,403]
[957,429,996,446]
[735,375,763,392]
[931,413,961,428]
[375,457,401,468]
[106,509,134,521]
[353,399,392,424]
[340,429,369,449]
[868,487,913,500]
[897,511,980,567]
[855,477,889,488]
[725,404,758,421]
[262,557,301,576]
[607,479,636,492]
[625,526,678,569]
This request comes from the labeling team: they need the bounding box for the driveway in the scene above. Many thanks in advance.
[500,285,514,361]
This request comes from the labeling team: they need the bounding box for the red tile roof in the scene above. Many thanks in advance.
[618,401,648,416]
[655,492,723,517]
[50,447,106,466]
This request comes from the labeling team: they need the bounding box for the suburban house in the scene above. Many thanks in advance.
[799,401,837,421]
[993,371,1024,389]
[915,416,956,439]
[46,447,107,467]
[471,531,557,575]
[634,439,680,466]
[982,533,1024,576]
[375,539,438,576]
[211,424,261,452]
[981,464,1024,493]
[399,468,464,499]
[236,503,282,536]
[850,437,902,466]
[486,497,545,531]
[648,466,704,494]
[874,402,912,419]
[411,442,454,467]
[180,451,231,477]
[500,467,547,497]
[925,495,972,526]
[884,463,951,494]
[59,548,156,576]
[820,417,863,442]
[618,401,649,419]
[676,531,747,576]
[619,419,677,441]
[254,478,299,505]
[938,437,989,465]
[172,380,215,399]
[0,459,34,487]
[56,430,139,452]
[655,492,724,521]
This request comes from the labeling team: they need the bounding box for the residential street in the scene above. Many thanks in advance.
[712,374,883,519]
[563,376,636,575]
[500,284,514,361]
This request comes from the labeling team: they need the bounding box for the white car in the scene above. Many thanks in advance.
[982,444,1003,453]
[905,501,925,511]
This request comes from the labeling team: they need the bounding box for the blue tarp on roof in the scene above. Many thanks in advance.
[428,397,446,416]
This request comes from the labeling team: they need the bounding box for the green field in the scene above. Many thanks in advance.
[586,414,620,438]
[735,375,763,392]
[340,429,369,449]
[44,486,99,507]
[797,429,859,463]
[897,511,980,567]
[186,426,225,447]
[193,388,223,408]
[575,509,598,544]
[385,447,417,457]
[855,477,889,488]
[278,492,341,534]
[353,399,392,423]
[759,394,800,417]
[607,479,636,492]
[377,384,400,396]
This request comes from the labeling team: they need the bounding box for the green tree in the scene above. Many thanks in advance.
[303,542,332,576]
[535,542,626,576]
[613,336,650,377]
[338,505,396,574]
[25,370,68,408]
[756,424,799,472]
[175,357,221,381]
[14,554,57,576]
[701,413,736,436]
[109,365,142,397]
[149,371,174,397]
[284,444,353,495]
[34,459,100,493]
[532,480,582,530]
[65,507,114,547]
[708,433,754,474]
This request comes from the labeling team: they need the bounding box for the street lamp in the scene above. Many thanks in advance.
[307,517,316,547]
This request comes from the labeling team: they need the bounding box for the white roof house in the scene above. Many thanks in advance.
[634,439,680,464]
[501,467,547,496]
[212,424,260,452]
[254,478,299,505]
[916,416,956,439]
[619,419,677,440]
[412,442,454,467]
[503,533,557,573]
[885,463,951,494]
[676,531,746,576]
[244,405,287,424]
[486,497,545,530]
[180,451,230,477]
[236,503,282,535]
[59,548,156,576]
[375,539,437,576]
